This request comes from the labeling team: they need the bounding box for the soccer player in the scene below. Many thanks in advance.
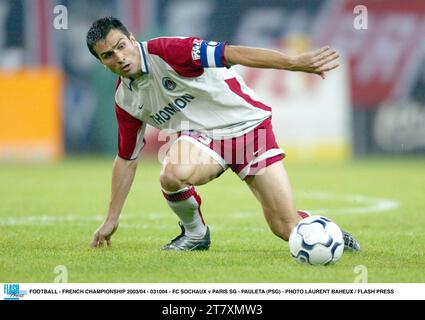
[87,17,360,252]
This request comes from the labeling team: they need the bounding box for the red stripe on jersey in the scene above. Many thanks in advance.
[115,104,143,160]
[115,78,143,160]
[147,37,204,77]
[225,78,272,112]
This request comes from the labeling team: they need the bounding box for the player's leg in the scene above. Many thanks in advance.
[245,161,300,241]
[160,138,225,250]
[246,161,361,251]
[160,138,224,191]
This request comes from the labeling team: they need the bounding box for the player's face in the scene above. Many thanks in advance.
[94,29,142,79]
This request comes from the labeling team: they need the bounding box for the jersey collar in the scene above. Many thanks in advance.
[138,41,149,74]
[121,41,149,90]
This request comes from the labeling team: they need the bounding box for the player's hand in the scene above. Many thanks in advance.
[292,46,340,79]
[91,220,119,248]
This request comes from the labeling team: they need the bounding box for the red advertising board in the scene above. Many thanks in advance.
[314,0,425,107]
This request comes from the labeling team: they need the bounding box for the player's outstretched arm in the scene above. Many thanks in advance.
[224,45,339,79]
[90,155,139,248]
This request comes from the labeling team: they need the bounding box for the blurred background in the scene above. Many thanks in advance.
[1,0,425,163]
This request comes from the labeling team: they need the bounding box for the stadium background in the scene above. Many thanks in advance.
[1,0,425,283]
[2,0,425,160]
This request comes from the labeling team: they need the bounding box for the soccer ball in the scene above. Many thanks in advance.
[289,215,344,265]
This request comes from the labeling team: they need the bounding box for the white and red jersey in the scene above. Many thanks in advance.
[114,37,272,160]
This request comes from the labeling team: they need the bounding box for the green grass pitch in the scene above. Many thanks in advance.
[0,156,424,283]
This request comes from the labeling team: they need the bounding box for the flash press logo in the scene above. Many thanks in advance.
[3,284,28,300]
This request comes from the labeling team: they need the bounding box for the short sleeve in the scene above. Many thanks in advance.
[115,103,146,160]
[147,37,228,77]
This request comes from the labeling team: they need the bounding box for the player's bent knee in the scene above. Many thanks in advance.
[160,171,183,191]
[160,165,193,191]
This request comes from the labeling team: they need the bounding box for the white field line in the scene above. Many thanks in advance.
[0,192,400,226]
[297,191,400,215]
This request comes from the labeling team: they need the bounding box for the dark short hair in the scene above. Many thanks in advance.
[86,16,130,59]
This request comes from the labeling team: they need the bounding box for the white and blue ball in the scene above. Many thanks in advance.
[289,215,344,265]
